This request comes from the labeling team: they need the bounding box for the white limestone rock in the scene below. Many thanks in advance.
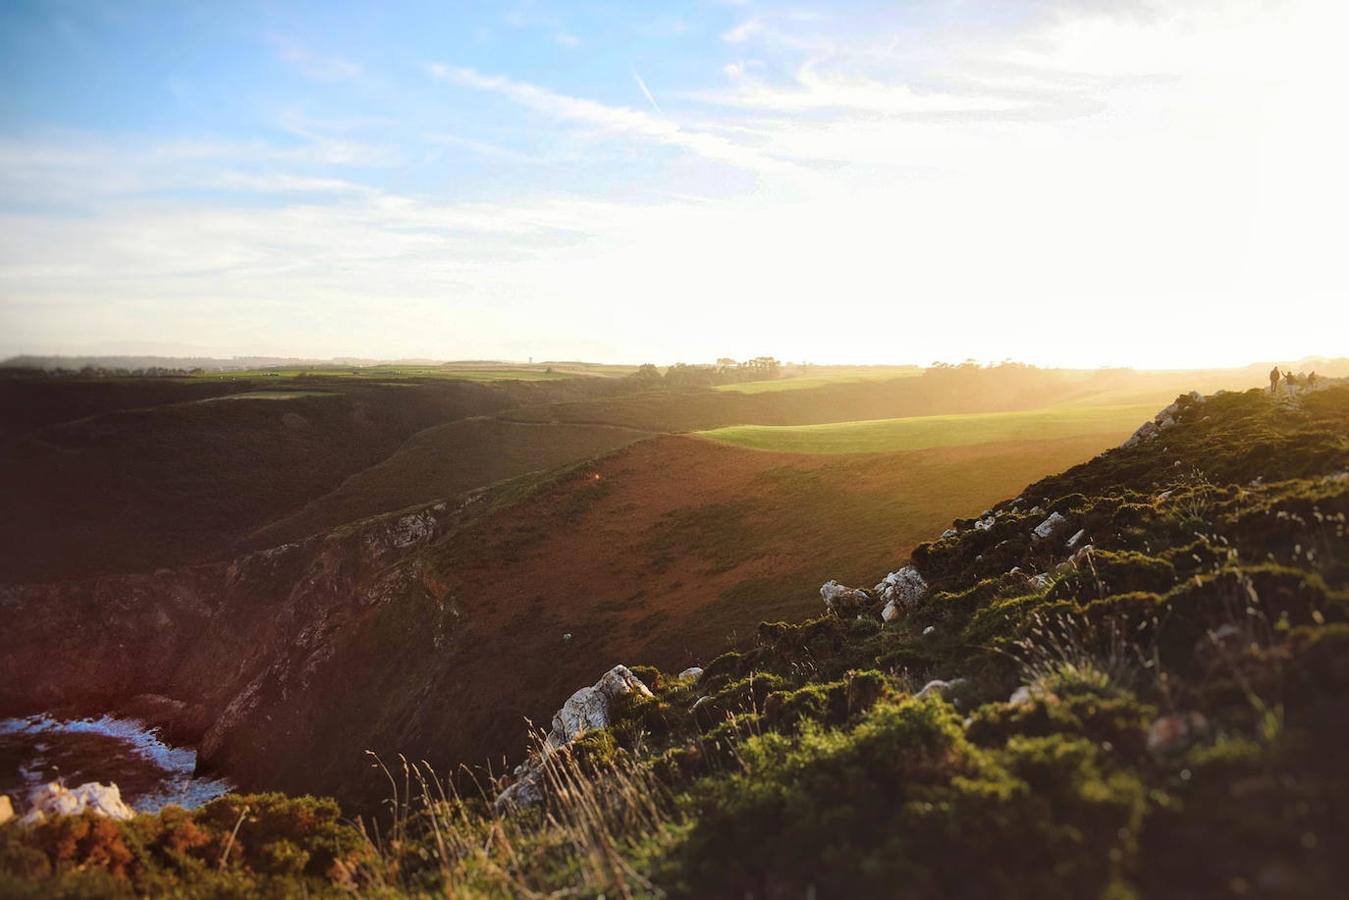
[18,782,135,826]
[678,666,704,682]
[1123,392,1201,448]
[496,665,653,810]
[821,580,872,617]
[1065,528,1086,549]
[546,665,652,750]
[1032,511,1067,541]
[874,566,928,623]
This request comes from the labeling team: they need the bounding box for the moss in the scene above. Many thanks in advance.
[0,793,368,897]
[658,697,1146,899]
[570,728,618,769]
[968,693,1154,759]
[1050,550,1177,601]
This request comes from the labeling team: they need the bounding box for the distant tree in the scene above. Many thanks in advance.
[744,356,782,380]
[664,363,717,389]
[628,363,664,389]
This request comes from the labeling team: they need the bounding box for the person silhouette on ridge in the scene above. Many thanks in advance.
[1269,366,1281,396]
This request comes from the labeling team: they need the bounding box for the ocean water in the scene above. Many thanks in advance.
[0,714,233,812]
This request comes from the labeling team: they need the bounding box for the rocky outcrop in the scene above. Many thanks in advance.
[875,566,928,622]
[0,498,463,798]
[1031,511,1067,541]
[1122,391,1201,448]
[820,580,872,617]
[0,795,13,826]
[495,665,653,810]
[17,782,134,825]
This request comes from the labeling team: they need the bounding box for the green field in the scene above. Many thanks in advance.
[714,367,922,394]
[193,364,595,382]
[698,402,1156,454]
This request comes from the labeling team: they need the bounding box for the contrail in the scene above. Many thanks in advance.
[632,68,663,115]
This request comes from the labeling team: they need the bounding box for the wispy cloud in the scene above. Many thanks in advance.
[428,63,795,174]
[632,69,663,114]
[424,132,548,166]
[267,34,361,82]
[721,18,765,44]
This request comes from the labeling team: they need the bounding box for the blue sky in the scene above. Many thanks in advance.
[1,0,1345,365]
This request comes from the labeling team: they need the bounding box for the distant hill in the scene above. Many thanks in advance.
[0,354,436,372]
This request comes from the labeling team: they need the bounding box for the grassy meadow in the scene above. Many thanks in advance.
[714,366,922,394]
[698,401,1157,454]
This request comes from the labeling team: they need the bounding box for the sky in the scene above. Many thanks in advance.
[1,0,1346,368]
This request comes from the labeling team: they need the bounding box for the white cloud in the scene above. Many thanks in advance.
[722,18,765,44]
[267,34,361,82]
[428,63,796,175]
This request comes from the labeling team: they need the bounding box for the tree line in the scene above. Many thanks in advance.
[626,357,783,390]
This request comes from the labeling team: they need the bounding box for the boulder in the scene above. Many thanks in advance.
[1032,511,1066,541]
[496,665,653,810]
[820,580,871,617]
[1065,528,1086,549]
[678,666,704,682]
[1123,393,1202,448]
[941,528,958,539]
[546,665,652,750]
[874,566,928,623]
[18,782,135,826]
[973,516,996,532]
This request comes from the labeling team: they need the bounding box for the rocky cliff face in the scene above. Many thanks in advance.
[0,499,466,792]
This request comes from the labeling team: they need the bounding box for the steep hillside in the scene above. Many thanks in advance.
[246,417,653,547]
[0,381,505,582]
[456,382,1344,898]
[0,376,244,435]
[0,374,641,583]
[0,428,1120,806]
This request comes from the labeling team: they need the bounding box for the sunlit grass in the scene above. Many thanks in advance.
[697,402,1156,454]
[714,367,922,394]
